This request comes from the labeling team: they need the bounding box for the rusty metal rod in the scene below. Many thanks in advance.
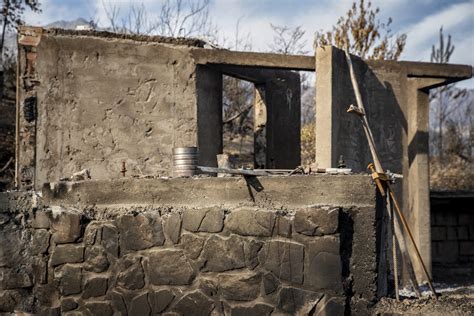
[345,46,438,300]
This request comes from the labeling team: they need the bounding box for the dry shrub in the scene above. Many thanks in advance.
[430,156,473,191]
[301,123,315,166]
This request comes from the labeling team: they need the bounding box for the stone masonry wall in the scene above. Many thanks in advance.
[0,175,379,315]
[0,202,375,315]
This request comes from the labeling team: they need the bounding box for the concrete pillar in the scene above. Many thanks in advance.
[196,66,223,168]
[314,45,471,283]
[264,73,301,169]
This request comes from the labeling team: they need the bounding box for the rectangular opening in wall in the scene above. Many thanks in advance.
[222,75,255,168]
[300,71,315,166]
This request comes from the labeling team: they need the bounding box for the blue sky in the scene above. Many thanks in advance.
[25,0,473,87]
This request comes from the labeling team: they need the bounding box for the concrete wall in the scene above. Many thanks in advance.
[0,175,379,315]
[17,29,201,189]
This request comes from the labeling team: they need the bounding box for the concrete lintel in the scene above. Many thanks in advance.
[190,48,315,71]
[367,59,472,84]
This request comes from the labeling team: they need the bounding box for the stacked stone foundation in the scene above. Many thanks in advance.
[0,176,379,315]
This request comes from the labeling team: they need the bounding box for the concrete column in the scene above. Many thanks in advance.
[254,84,267,168]
[196,66,223,168]
[264,73,301,169]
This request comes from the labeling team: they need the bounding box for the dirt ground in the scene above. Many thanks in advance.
[371,282,474,315]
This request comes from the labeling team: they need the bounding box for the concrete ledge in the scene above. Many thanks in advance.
[42,174,376,208]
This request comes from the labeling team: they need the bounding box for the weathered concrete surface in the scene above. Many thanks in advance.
[42,174,376,208]
[315,45,472,282]
[17,28,200,189]
[1,175,380,314]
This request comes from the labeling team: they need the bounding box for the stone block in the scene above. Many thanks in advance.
[117,255,145,290]
[116,213,164,252]
[149,289,175,314]
[218,271,262,301]
[182,207,224,233]
[225,208,275,237]
[31,256,48,284]
[436,241,459,262]
[144,249,195,285]
[163,212,182,244]
[85,302,112,316]
[457,226,469,240]
[0,289,24,312]
[108,289,127,315]
[276,215,292,237]
[278,287,322,314]
[305,237,342,292]
[294,206,339,236]
[83,276,108,298]
[258,240,304,284]
[51,244,84,266]
[55,265,82,295]
[431,226,446,241]
[51,209,82,244]
[61,298,78,312]
[34,283,59,306]
[31,210,51,228]
[263,272,280,295]
[244,239,263,269]
[84,245,109,273]
[201,235,246,272]
[0,269,32,289]
[101,224,119,257]
[172,291,214,316]
[460,242,474,255]
[179,233,205,259]
[447,227,457,241]
[83,222,102,246]
[31,229,50,255]
[129,292,151,315]
[230,304,273,316]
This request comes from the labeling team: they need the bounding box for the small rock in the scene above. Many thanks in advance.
[149,289,175,313]
[244,239,263,269]
[51,209,82,244]
[218,271,261,301]
[294,207,339,236]
[116,213,164,252]
[179,233,205,259]
[117,255,145,290]
[129,292,150,315]
[31,229,50,255]
[163,212,182,244]
[101,224,119,257]
[55,265,82,295]
[61,298,78,312]
[258,240,304,284]
[51,244,84,266]
[173,291,214,316]
[83,276,108,298]
[201,235,246,272]
[84,245,109,273]
[182,207,225,233]
[225,208,275,237]
[263,272,279,295]
[144,249,195,285]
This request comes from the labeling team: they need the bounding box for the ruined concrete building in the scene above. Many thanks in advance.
[0,27,471,314]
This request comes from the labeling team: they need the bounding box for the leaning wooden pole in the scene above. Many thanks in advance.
[343,47,438,300]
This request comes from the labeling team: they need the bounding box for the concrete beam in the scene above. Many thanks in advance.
[190,48,315,71]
